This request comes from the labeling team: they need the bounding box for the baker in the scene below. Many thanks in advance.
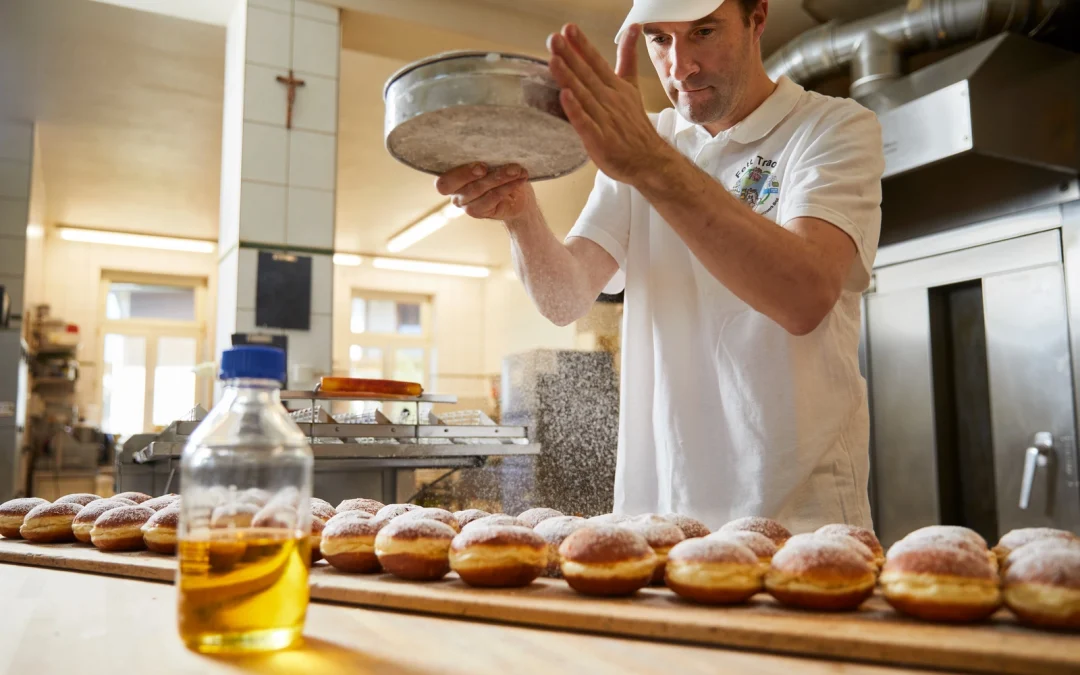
[435,0,884,532]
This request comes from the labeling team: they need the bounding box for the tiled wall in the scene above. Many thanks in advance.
[217,0,340,382]
[0,119,33,318]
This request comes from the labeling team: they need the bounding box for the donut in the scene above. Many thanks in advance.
[558,526,657,596]
[113,492,152,504]
[322,511,387,573]
[311,498,337,523]
[373,503,420,521]
[1003,537,1080,572]
[706,530,778,569]
[310,517,326,564]
[90,505,155,551]
[210,503,261,529]
[993,527,1079,564]
[906,525,988,550]
[587,513,631,526]
[765,535,876,611]
[374,518,456,580]
[72,498,138,543]
[665,537,763,604]
[452,509,491,529]
[718,517,792,547]
[394,507,461,532]
[20,502,82,542]
[338,498,386,516]
[533,516,588,578]
[891,532,997,571]
[54,493,101,507]
[880,545,1000,622]
[142,506,179,554]
[251,503,304,530]
[449,525,547,587]
[816,524,884,567]
[1003,547,1080,630]
[623,514,686,583]
[661,513,711,539]
[461,514,526,532]
[143,494,180,512]
[0,498,49,538]
[516,507,564,529]
[237,488,272,507]
[811,533,878,570]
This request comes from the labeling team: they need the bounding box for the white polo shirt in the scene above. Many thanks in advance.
[566,76,884,533]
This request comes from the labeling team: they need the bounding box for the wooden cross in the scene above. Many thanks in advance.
[276,69,306,129]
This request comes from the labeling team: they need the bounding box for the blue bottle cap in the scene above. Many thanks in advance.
[220,346,286,383]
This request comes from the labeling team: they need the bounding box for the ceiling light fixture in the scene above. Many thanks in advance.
[58,227,216,253]
[372,257,490,278]
[386,202,465,253]
[332,253,364,266]
[26,224,44,239]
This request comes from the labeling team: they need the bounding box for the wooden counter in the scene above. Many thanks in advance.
[0,564,929,675]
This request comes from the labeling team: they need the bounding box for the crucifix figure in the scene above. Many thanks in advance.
[276,69,306,129]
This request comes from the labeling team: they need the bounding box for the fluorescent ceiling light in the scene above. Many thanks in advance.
[26,224,44,239]
[373,257,490,278]
[386,202,465,253]
[58,227,216,253]
[332,253,364,266]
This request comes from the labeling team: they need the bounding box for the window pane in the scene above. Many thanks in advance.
[152,336,197,426]
[350,297,366,334]
[102,333,146,436]
[397,303,422,335]
[393,348,425,384]
[349,346,383,379]
[367,299,396,333]
[106,283,195,321]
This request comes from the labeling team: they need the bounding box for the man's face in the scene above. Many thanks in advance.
[643,2,761,126]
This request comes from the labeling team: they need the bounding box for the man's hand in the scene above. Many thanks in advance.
[547,24,668,186]
[435,163,537,224]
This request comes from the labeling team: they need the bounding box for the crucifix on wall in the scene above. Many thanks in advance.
[276,69,306,129]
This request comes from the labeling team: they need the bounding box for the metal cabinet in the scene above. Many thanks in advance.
[866,212,1080,546]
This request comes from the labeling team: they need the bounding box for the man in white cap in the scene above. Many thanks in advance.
[435,0,884,532]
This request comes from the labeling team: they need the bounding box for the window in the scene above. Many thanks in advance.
[345,291,434,419]
[99,273,209,437]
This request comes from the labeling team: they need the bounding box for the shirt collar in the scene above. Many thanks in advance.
[673,76,804,145]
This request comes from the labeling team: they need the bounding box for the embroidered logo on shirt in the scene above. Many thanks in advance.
[731,156,781,215]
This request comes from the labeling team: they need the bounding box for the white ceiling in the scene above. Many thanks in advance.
[1,0,822,266]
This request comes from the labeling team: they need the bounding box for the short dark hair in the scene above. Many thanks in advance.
[736,0,760,25]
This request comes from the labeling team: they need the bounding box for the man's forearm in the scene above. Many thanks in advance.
[633,147,846,334]
[505,207,598,327]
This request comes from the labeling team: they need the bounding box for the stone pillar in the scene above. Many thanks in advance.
[216,0,340,390]
[0,119,33,321]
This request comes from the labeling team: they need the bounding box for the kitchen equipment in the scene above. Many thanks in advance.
[383,51,588,180]
[0,286,10,328]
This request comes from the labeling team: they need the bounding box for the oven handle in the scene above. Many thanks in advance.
[1019,432,1053,510]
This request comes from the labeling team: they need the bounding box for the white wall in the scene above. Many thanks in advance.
[23,127,47,311]
[40,236,218,421]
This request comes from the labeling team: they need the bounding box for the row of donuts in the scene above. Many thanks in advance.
[0,493,180,551]
[317,501,1080,631]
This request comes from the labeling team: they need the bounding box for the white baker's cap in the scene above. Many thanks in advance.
[614,0,727,43]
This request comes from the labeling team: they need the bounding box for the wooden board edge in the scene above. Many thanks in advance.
[0,547,175,583]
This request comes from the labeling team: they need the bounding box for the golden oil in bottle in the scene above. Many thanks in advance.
[178,528,311,653]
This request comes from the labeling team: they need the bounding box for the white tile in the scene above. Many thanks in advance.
[241,122,288,184]
[245,7,291,69]
[288,130,335,190]
[0,160,31,199]
[290,74,336,134]
[243,63,288,127]
[239,180,287,245]
[0,235,26,275]
[286,187,334,249]
[293,0,338,23]
[0,198,29,238]
[236,308,257,334]
[217,247,239,312]
[249,0,291,13]
[309,253,332,315]
[284,312,332,374]
[0,122,32,162]
[0,274,24,317]
[237,247,259,311]
[292,17,338,78]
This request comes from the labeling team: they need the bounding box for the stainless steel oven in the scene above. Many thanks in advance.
[864,202,1080,546]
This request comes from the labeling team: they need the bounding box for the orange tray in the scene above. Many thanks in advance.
[318,377,423,398]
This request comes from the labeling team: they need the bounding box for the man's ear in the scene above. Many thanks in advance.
[751,0,769,41]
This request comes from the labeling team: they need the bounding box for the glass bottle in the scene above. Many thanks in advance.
[177,346,313,653]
